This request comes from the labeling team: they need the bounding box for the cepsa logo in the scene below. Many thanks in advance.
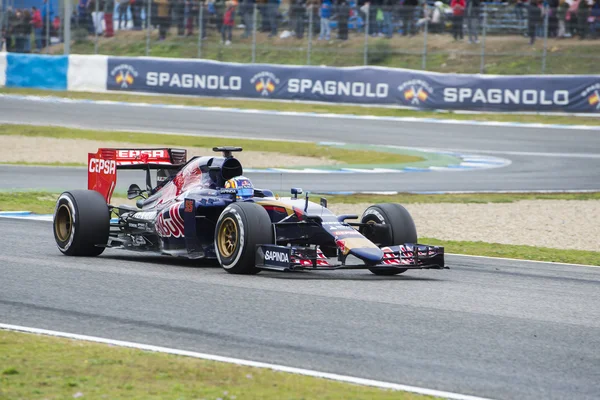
[397,80,433,105]
[250,72,280,96]
[117,149,168,159]
[110,64,138,89]
[88,158,116,174]
[581,83,600,110]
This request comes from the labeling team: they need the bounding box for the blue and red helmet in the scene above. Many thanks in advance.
[224,176,254,200]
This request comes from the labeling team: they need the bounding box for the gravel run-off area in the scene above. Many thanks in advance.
[330,201,600,252]
[3,136,338,168]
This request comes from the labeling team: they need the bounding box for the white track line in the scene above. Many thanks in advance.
[0,323,493,400]
[447,253,599,268]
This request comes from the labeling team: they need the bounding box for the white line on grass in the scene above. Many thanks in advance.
[0,323,493,400]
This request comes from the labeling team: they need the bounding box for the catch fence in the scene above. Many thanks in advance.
[1,0,599,74]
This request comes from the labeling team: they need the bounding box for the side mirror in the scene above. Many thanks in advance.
[320,197,328,209]
[291,188,303,199]
[127,184,146,200]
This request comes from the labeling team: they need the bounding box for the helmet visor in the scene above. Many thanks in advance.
[237,187,254,199]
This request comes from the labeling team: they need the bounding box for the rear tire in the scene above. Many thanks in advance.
[53,190,110,256]
[360,203,417,276]
[215,202,274,274]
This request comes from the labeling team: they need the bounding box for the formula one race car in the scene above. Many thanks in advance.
[53,146,446,275]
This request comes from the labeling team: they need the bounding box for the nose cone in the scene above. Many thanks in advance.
[351,247,384,264]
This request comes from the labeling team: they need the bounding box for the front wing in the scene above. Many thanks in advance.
[255,244,446,272]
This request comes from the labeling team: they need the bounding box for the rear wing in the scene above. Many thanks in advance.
[88,148,187,203]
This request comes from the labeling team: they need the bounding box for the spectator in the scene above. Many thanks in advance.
[31,6,44,52]
[430,1,445,33]
[549,0,559,36]
[319,0,332,40]
[267,0,278,37]
[222,0,235,44]
[591,0,600,38]
[557,0,569,37]
[240,0,255,38]
[22,9,32,52]
[528,0,542,44]
[381,0,394,38]
[156,0,170,39]
[451,0,465,40]
[337,0,350,39]
[466,0,479,43]
[289,0,305,39]
[104,0,115,37]
[307,0,320,34]
[399,0,418,36]
[567,0,580,36]
[88,0,104,35]
[131,0,143,30]
[577,0,589,38]
[174,0,186,36]
[117,0,130,30]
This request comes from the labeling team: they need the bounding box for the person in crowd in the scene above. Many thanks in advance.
[174,0,186,35]
[399,0,418,36]
[319,0,332,40]
[289,0,304,39]
[240,0,255,38]
[87,0,104,35]
[307,0,320,35]
[548,0,559,36]
[104,0,115,37]
[117,0,129,29]
[527,0,542,44]
[337,0,350,39]
[567,0,580,36]
[577,0,589,38]
[22,9,32,52]
[556,0,569,37]
[156,0,170,39]
[381,0,394,38]
[591,0,600,38]
[267,0,278,37]
[451,0,465,40]
[222,0,235,44]
[465,0,479,43]
[31,6,44,52]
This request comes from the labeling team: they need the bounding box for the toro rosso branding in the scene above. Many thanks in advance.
[155,203,185,238]
[88,158,116,174]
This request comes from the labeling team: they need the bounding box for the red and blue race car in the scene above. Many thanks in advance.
[53,146,445,275]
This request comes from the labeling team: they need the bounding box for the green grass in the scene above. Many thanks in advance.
[3,87,599,126]
[421,237,599,266]
[0,330,433,400]
[0,124,423,166]
[324,192,600,204]
[1,191,598,266]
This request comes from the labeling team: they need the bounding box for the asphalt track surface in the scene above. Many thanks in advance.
[0,96,599,192]
[2,218,600,400]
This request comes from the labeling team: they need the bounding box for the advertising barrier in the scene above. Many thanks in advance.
[106,56,600,113]
[1,54,599,113]
[5,54,68,90]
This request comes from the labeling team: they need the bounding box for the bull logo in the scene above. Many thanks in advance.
[250,72,280,96]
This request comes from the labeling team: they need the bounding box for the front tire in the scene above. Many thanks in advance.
[53,190,110,256]
[215,202,274,274]
[360,203,417,276]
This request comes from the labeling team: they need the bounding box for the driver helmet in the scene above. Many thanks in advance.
[224,176,254,200]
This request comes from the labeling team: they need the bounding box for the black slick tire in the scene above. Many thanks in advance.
[215,202,274,274]
[53,190,110,256]
[360,203,417,276]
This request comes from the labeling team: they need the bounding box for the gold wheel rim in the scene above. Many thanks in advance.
[55,204,72,242]
[218,217,238,258]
